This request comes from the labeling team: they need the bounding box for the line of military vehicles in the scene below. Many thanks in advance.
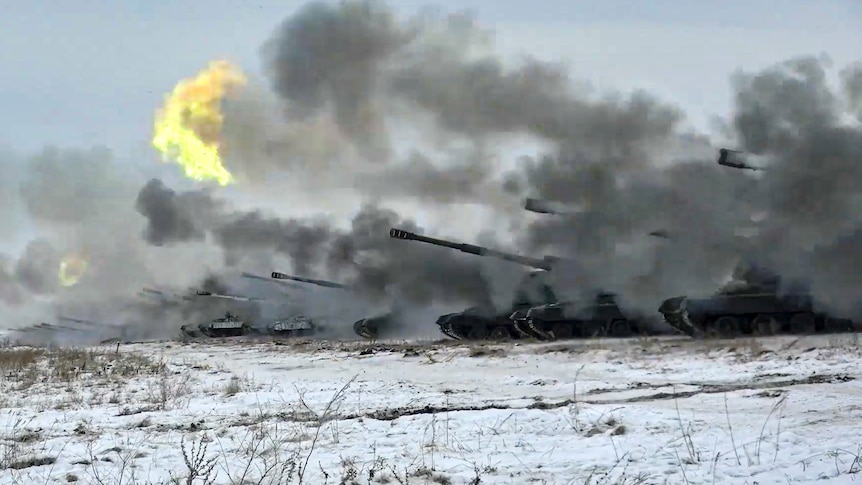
[15,148,859,344]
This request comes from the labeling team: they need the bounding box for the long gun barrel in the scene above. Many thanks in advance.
[389,228,557,271]
[58,315,112,327]
[141,287,192,301]
[648,229,673,239]
[37,322,81,332]
[241,272,306,290]
[271,272,347,289]
[524,198,581,216]
[194,290,265,302]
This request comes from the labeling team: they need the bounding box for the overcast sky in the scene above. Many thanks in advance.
[0,0,858,157]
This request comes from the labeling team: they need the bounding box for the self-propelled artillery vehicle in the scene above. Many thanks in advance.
[655,147,856,338]
[270,271,395,339]
[388,228,645,340]
[657,261,856,338]
[519,198,654,339]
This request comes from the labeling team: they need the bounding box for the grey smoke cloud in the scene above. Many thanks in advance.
[506,55,862,321]
[844,62,862,117]
[213,211,334,276]
[134,180,505,313]
[0,146,229,342]
[727,56,862,317]
[260,0,406,162]
[199,1,862,327]
[18,146,131,226]
[212,0,696,262]
[135,178,221,246]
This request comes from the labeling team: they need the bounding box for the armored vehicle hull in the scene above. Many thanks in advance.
[658,292,856,339]
[510,292,655,341]
[353,313,396,339]
[266,315,319,338]
[435,306,534,340]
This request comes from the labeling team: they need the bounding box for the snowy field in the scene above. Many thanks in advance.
[1,333,862,484]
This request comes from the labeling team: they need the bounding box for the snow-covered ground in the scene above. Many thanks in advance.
[1,333,862,484]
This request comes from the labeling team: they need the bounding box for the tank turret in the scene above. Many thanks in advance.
[180,311,256,338]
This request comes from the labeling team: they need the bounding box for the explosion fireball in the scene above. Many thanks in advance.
[58,254,88,287]
[152,60,246,186]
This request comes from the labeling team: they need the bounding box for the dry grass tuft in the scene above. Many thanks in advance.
[0,346,166,389]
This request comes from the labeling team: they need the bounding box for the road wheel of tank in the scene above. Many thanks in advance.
[488,326,511,340]
[789,313,817,334]
[552,323,574,340]
[708,316,740,338]
[753,315,781,336]
[823,317,853,333]
[467,326,489,340]
[577,320,603,338]
[607,319,632,338]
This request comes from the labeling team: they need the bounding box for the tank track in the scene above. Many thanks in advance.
[435,313,530,341]
[435,307,657,342]
[514,315,656,341]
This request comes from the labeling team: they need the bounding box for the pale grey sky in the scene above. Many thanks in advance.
[0,0,859,157]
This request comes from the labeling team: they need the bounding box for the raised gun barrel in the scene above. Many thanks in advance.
[195,290,265,302]
[241,272,306,290]
[524,198,581,216]
[648,229,673,239]
[717,148,762,171]
[140,287,192,301]
[389,228,557,271]
[58,315,112,327]
[37,322,81,332]
[271,272,347,289]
